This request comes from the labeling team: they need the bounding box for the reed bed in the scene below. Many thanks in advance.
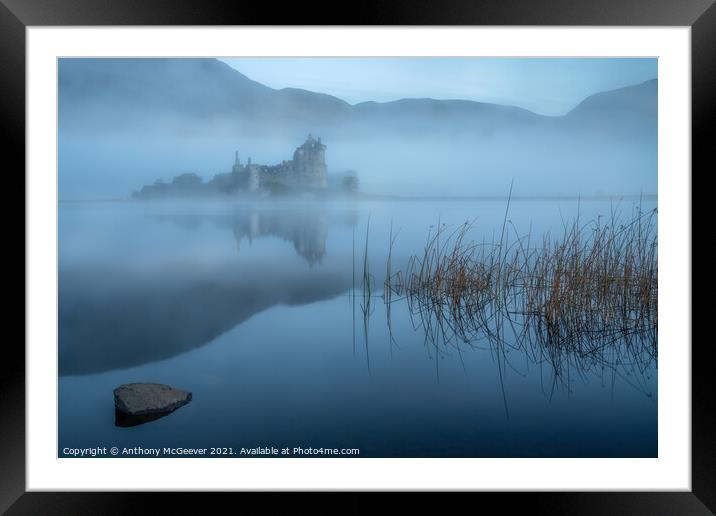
[384,203,658,385]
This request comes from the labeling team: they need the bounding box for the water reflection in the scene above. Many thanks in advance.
[59,207,360,376]
[155,206,359,266]
[345,288,656,418]
[348,212,657,411]
[114,409,176,428]
[59,264,352,376]
[231,210,327,266]
[59,201,657,456]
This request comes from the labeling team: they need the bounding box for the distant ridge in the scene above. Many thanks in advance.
[566,78,657,118]
[59,58,657,138]
[563,79,657,135]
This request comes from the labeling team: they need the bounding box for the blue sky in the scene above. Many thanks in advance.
[221,57,657,116]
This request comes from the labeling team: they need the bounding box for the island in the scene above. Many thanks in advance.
[132,134,358,199]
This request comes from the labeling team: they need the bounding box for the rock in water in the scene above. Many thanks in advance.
[113,383,192,416]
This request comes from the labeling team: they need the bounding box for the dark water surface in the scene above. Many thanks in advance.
[58,198,657,457]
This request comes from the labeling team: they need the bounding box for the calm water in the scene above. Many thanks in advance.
[58,197,657,457]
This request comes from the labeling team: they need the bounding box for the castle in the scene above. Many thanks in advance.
[232,134,328,192]
[133,134,339,199]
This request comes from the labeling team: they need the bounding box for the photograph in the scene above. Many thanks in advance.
[57,56,659,459]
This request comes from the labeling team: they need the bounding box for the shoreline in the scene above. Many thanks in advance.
[58,192,658,204]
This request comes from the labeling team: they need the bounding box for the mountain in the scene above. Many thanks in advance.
[567,78,657,121]
[58,58,656,139]
[562,78,657,138]
[58,58,657,199]
[59,58,352,132]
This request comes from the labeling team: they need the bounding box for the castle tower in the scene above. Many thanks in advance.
[247,163,259,191]
[232,150,242,175]
[292,134,327,189]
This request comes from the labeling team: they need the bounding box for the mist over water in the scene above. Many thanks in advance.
[58,58,657,458]
[59,125,656,200]
[59,198,657,457]
[58,58,656,200]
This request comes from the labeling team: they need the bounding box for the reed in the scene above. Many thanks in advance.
[384,202,658,383]
[362,214,373,305]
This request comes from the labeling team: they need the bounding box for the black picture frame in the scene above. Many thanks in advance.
[5,0,708,513]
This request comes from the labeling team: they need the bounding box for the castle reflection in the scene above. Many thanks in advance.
[231,209,328,266]
[156,206,358,266]
[61,206,360,375]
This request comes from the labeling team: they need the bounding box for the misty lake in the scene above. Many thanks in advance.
[58,197,657,458]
